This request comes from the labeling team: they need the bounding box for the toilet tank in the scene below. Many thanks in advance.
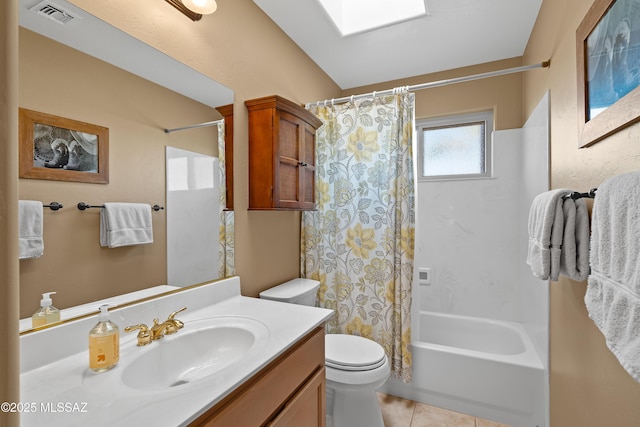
[259,278,320,306]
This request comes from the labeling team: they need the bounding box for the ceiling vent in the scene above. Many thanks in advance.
[29,1,78,25]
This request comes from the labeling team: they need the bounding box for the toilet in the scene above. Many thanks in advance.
[259,278,390,427]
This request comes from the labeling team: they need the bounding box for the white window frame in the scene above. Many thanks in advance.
[417,111,493,181]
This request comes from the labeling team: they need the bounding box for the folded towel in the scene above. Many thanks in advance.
[527,189,568,281]
[100,203,153,248]
[19,200,44,259]
[585,171,640,382]
[559,197,590,282]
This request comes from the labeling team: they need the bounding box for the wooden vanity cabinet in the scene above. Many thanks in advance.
[189,326,326,427]
[245,95,322,210]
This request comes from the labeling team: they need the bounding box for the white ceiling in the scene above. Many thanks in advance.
[252,0,543,89]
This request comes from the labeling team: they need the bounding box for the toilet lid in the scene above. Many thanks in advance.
[325,334,387,371]
[258,278,319,302]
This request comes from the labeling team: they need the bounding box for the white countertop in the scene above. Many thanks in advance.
[19,277,333,426]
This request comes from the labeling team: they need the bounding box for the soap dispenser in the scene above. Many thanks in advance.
[31,292,60,328]
[89,304,120,373]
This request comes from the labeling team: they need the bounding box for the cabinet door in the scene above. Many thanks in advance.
[275,111,304,209]
[299,121,316,210]
[246,95,319,210]
[267,367,326,427]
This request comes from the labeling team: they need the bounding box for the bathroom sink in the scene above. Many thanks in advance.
[120,316,269,391]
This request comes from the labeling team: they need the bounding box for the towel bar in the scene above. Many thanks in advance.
[562,188,597,200]
[77,202,164,211]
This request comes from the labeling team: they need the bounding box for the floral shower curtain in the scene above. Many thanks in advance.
[301,91,415,382]
[217,121,235,277]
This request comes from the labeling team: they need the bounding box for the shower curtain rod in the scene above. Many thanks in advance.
[163,119,223,134]
[305,60,550,108]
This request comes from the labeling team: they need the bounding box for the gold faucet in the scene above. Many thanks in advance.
[149,318,171,340]
[125,306,187,344]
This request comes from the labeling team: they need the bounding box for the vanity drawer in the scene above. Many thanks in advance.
[266,366,325,427]
[190,326,325,427]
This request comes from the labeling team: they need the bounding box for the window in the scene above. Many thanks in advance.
[417,111,493,180]
[317,0,428,37]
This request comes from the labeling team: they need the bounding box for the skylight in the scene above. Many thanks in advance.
[317,0,428,37]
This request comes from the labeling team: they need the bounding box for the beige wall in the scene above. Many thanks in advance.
[1,1,20,425]
[343,57,524,130]
[18,28,221,318]
[524,0,640,425]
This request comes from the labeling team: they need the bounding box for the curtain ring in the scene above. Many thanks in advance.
[331,98,335,106]
[350,95,354,103]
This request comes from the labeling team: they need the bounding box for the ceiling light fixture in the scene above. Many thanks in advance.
[182,0,217,14]
[165,0,217,21]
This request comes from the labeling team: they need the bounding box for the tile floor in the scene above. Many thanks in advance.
[377,393,511,427]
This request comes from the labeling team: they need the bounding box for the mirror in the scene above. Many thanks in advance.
[18,0,234,332]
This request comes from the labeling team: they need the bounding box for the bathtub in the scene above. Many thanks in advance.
[381,311,546,427]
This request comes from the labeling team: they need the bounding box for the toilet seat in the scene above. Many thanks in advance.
[325,334,391,427]
[325,334,387,371]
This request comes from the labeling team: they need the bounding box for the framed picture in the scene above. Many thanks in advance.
[577,0,640,147]
[19,108,109,184]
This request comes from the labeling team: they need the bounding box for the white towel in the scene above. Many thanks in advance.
[100,203,153,248]
[18,200,44,259]
[585,171,640,382]
[559,197,591,282]
[526,189,568,281]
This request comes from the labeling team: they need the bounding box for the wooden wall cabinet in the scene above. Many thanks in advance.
[190,326,326,427]
[245,96,322,210]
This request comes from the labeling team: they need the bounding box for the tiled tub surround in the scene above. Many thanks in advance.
[416,93,549,356]
[19,276,333,426]
[383,94,550,427]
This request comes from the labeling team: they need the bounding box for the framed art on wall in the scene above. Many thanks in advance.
[19,108,109,184]
[577,0,640,147]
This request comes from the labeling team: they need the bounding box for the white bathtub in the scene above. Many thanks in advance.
[382,311,546,427]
